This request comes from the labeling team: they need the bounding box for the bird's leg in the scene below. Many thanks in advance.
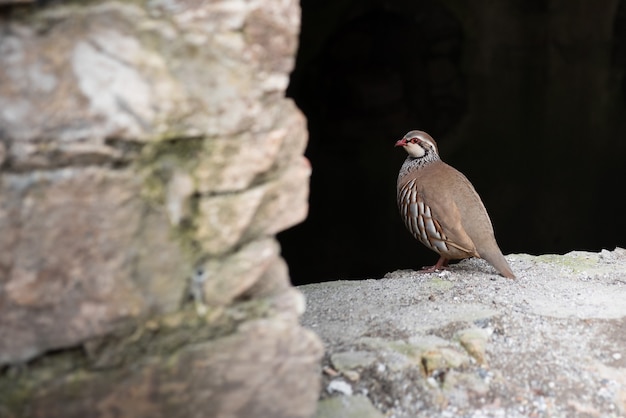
[420,256,449,273]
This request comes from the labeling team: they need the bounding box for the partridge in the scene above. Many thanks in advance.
[395,130,515,279]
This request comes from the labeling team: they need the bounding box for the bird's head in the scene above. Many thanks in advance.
[395,130,439,159]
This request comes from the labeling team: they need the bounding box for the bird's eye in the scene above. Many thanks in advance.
[410,138,418,143]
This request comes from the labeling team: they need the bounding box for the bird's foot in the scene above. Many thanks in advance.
[419,257,449,273]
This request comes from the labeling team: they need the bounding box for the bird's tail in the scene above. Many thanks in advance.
[482,250,516,279]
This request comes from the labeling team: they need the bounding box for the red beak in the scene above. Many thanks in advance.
[395,139,407,147]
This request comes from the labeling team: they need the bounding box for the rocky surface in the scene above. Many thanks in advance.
[0,1,322,417]
[301,250,626,418]
[2,310,322,418]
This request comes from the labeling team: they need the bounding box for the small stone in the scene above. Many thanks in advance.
[457,328,491,365]
[323,366,339,377]
[612,353,622,360]
[426,376,439,388]
[343,370,360,382]
[330,350,377,372]
[421,350,446,375]
[327,379,353,396]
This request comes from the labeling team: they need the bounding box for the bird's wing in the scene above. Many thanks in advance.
[426,196,479,256]
[413,164,481,257]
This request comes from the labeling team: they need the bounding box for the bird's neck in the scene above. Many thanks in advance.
[399,154,440,179]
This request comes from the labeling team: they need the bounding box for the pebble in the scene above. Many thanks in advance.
[343,370,360,382]
[327,379,353,396]
[323,366,339,377]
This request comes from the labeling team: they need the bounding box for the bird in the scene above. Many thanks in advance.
[395,130,515,279]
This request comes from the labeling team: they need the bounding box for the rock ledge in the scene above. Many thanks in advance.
[301,250,626,418]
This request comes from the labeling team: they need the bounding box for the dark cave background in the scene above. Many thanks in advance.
[279,0,626,285]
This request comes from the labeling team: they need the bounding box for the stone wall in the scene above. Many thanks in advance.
[0,1,322,417]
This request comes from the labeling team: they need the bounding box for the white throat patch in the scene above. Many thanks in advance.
[404,142,426,158]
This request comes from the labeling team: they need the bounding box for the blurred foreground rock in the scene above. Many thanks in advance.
[302,250,626,418]
[0,1,322,417]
